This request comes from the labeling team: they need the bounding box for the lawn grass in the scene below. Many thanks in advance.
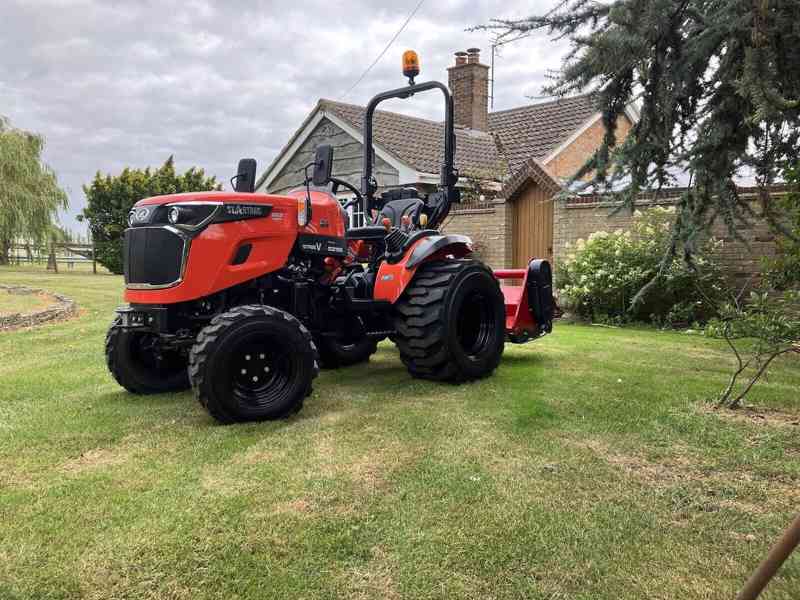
[0,290,52,316]
[0,265,798,599]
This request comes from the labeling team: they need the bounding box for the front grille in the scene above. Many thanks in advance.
[124,227,187,288]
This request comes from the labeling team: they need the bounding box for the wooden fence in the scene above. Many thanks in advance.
[9,243,98,274]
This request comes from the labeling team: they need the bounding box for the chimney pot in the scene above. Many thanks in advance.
[467,47,480,63]
[454,51,468,66]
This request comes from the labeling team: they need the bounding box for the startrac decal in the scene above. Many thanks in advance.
[215,203,272,222]
[297,234,347,257]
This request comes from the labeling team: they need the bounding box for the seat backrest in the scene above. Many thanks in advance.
[378,198,423,229]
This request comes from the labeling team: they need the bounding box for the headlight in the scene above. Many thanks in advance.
[164,203,218,228]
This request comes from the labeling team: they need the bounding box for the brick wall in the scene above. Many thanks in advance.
[544,115,634,180]
[553,196,782,285]
[441,201,511,269]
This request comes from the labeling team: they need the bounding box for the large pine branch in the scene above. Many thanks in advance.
[477,0,800,282]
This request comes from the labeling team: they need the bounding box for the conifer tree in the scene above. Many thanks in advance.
[480,0,800,284]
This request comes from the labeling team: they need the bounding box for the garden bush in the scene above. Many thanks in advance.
[557,207,726,325]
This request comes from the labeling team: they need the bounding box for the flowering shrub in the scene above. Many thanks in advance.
[557,207,726,325]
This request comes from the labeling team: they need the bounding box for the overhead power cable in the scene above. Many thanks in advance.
[343,0,426,98]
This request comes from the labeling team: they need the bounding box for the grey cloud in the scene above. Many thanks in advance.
[0,0,565,234]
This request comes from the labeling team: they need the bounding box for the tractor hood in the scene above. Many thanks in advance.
[123,190,300,304]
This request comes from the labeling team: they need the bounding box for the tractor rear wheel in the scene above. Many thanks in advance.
[105,317,190,394]
[394,259,505,382]
[188,305,318,424]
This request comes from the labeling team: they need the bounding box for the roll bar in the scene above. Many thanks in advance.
[361,81,458,222]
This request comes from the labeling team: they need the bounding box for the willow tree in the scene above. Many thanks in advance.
[0,116,68,264]
[481,0,800,293]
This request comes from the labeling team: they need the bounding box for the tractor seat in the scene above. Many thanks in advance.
[379,197,424,229]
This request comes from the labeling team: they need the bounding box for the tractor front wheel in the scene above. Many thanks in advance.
[188,305,318,424]
[105,317,190,394]
[394,259,505,382]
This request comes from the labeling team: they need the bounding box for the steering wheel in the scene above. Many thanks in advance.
[330,177,364,211]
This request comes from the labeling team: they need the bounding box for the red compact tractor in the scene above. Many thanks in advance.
[107,52,554,423]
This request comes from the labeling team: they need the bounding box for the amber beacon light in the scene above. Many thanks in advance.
[402,50,420,83]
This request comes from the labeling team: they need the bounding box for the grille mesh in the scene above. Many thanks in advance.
[124,227,185,287]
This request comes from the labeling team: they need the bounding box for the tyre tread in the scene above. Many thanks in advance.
[188,305,319,423]
[394,259,504,383]
[105,316,190,394]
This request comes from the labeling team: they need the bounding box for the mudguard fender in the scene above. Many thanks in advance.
[373,234,473,304]
[405,234,472,268]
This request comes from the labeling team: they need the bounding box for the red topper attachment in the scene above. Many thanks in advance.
[494,260,554,343]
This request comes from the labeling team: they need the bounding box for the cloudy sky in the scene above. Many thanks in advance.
[1,0,568,236]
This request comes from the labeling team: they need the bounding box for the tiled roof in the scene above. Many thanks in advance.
[488,94,599,173]
[320,99,504,179]
[260,93,598,191]
[501,157,563,201]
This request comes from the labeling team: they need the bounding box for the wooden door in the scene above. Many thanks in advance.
[512,182,554,268]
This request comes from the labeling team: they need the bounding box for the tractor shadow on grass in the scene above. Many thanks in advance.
[496,351,552,367]
[99,389,195,413]
[99,343,554,427]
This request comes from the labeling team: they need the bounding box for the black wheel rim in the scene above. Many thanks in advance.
[456,291,496,359]
[128,333,186,378]
[226,332,296,409]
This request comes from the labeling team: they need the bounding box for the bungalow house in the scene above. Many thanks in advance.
[255,48,781,283]
[255,48,638,270]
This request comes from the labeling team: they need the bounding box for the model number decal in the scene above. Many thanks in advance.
[300,242,345,253]
[297,235,347,256]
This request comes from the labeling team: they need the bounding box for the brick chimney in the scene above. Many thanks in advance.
[447,48,489,132]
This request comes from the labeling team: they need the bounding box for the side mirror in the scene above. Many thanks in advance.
[234,158,257,193]
[312,144,334,186]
